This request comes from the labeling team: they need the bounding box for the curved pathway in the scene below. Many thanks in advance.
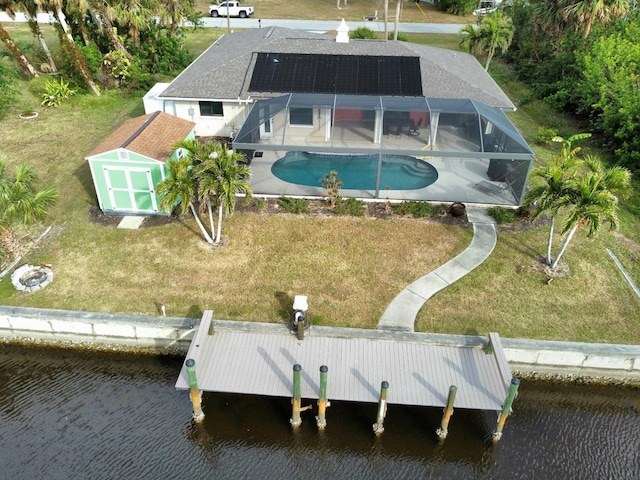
[378,208,497,332]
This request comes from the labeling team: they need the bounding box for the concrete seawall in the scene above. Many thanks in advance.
[1,306,639,382]
[0,306,197,353]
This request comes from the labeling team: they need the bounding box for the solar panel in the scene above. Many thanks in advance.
[249,53,423,96]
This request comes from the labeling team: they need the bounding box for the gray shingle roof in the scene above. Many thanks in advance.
[159,26,515,110]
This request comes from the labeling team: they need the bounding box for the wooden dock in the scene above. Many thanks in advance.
[176,311,513,412]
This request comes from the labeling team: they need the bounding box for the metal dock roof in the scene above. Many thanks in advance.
[176,311,512,411]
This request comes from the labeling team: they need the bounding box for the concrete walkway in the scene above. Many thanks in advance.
[378,207,497,332]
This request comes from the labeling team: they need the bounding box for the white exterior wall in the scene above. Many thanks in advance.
[173,100,252,137]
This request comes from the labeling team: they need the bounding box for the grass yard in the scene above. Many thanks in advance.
[0,21,638,344]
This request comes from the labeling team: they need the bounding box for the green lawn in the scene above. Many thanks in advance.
[0,22,638,344]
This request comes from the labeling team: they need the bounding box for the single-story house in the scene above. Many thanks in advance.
[150,22,534,206]
[86,111,196,215]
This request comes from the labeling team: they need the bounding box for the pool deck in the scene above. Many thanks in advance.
[249,152,517,205]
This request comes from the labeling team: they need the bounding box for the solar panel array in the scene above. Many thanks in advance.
[249,53,423,96]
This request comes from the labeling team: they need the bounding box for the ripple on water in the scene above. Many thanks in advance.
[1,346,639,479]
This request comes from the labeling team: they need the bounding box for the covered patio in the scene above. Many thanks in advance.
[233,94,534,206]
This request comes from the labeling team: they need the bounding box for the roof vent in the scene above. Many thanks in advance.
[336,18,350,43]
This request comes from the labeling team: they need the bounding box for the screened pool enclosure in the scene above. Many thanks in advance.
[232,94,534,206]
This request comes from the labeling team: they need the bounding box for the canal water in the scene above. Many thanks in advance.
[1,344,638,480]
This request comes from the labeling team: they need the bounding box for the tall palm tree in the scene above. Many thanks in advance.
[0,0,39,77]
[108,0,156,47]
[157,0,198,34]
[523,133,590,265]
[551,159,631,269]
[38,0,101,95]
[156,156,214,244]
[460,11,514,71]
[563,0,631,39]
[87,0,133,60]
[0,160,58,262]
[19,0,57,72]
[194,143,252,244]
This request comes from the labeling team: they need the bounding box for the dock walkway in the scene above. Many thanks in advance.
[176,311,512,411]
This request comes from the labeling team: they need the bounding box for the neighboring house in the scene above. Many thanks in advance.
[150,22,534,206]
[86,111,196,215]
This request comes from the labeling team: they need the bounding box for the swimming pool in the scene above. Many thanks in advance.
[271,152,438,190]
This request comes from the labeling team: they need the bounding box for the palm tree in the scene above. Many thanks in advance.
[523,133,590,265]
[18,0,57,72]
[171,138,220,239]
[87,0,133,60]
[194,144,252,244]
[108,0,156,47]
[157,0,198,34]
[156,156,214,244]
[38,0,101,95]
[563,0,631,39]
[551,159,631,269]
[0,160,58,262]
[0,0,39,77]
[460,11,514,71]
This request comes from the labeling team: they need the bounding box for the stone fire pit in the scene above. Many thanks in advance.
[11,264,54,293]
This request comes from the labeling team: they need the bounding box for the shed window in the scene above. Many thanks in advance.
[289,107,313,126]
[199,101,224,117]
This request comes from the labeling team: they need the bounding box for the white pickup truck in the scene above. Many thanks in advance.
[209,2,255,18]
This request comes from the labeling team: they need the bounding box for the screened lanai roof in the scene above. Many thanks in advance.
[233,93,534,159]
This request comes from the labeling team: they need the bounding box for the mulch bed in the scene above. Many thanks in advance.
[88,199,542,231]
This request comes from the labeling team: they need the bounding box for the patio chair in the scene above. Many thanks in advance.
[388,124,400,138]
[400,124,411,137]
[409,117,422,135]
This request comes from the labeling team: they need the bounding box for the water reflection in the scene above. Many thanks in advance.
[1,344,638,479]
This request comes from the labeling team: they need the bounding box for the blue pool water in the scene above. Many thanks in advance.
[271,152,438,190]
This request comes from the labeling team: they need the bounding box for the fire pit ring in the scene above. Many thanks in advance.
[11,264,54,293]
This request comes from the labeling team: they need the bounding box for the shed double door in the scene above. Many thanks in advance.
[104,167,158,213]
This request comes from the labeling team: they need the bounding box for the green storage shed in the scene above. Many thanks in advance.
[86,111,196,215]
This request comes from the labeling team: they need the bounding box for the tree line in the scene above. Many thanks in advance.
[446,0,637,172]
[0,0,200,99]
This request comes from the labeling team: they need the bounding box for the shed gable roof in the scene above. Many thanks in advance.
[87,111,196,162]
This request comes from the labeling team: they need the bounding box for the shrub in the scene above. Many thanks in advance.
[350,27,377,40]
[278,196,309,214]
[40,79,76,107]
[334,197,366,216]
[388,32,409,42]
[535,127,558,146]
[320,170,343,207]
[392,200,438,218]
[0,63,17,116]
[488,206,517,224]
[101,50,131,86]
[251,197,267,209]
[434,0,477,15]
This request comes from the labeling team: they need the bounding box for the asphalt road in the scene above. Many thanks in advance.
[1,12,466,34]
[202,17,466,33]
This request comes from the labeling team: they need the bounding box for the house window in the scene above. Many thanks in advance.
[199,101,224,117]
[289,108,313,126]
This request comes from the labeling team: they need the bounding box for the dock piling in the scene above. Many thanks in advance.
[316,365,329,430]
[185,359,205,423]
[372,381,389,435]
[290,364,312,427]
[492,378,520,443]
[436,385,457,440]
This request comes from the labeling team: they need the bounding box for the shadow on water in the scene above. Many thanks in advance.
[2,344,640,479]
[187,392,494,464]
